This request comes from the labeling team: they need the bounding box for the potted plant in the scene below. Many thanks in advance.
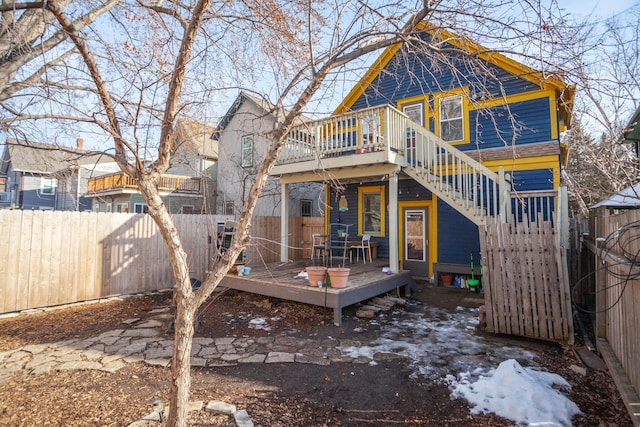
[328,267,350,288]
[305,266,327,287]
[441,273,453,287]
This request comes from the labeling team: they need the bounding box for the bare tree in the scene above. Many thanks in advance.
[557,6,640,215]
[0,0,581,425]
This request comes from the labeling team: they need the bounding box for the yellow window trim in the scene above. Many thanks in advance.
[357,186,386,237]
[433,88,470,145]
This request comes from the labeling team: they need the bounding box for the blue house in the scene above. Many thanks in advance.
[271,24,574,279]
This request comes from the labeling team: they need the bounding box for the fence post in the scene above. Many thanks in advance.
[498,167,511,224]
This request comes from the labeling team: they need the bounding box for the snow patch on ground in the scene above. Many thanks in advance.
[339,302,581,426]
[449,359,581,426]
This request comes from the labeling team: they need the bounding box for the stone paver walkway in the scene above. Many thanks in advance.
[0,307,382,385]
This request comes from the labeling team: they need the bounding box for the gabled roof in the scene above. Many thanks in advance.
[213,91,310,140]
[334,23,575,127]
[1,139,111,175]
[590,182,640,209]
[174,120,218,159]
[622,105,640,145]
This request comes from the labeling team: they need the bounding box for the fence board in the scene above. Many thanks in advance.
[480,219,572,343]
[0,211,321,313]
[0,212,11,312]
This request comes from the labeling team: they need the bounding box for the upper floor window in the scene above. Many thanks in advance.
[181,205,196,214]
[300,199,312,217]
[134,203,148,214]
[358,186,385,237]
[224,201,234,215]
[439,95,464,142]
[241,135,254,167]
[40,177,57,195]
[403,102,424,126]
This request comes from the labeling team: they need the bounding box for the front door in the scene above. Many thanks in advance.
[401,207,429,277]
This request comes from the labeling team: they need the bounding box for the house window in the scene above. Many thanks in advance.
[106,203,113,212]
[40,177,57,195]
[117,203,129,213]
[300,199,312,217]
[134,203,148,213]
[439,95,464,142]
[224,201,234,215]
[403,102,424,162]
[358,186,385,237]
[181,205,195,214]
[403,102,424,126]
[241,135,253,167]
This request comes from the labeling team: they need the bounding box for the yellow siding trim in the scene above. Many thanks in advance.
[481,155,558,171]
[419,23,568,92]
[324,184,331,234]
[549,96,559,140]
[471,89,556,110]
[481,156,560,189]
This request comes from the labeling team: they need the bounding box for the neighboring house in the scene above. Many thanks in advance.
[214,92,324,217]
[0,138,114,211]
[272,24,574,278]
[589,106,640,211]
[623,105,640,156]
[87,120,218,214]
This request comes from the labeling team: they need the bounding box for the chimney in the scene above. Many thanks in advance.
[76,138,84,150]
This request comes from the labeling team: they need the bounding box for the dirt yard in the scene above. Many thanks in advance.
[0,284,632,426]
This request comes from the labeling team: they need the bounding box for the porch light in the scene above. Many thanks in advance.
[339,195,349,212]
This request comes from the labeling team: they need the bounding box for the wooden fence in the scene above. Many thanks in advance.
[0,210,323,314]
[479,220,573,343]
[582,207,640,424]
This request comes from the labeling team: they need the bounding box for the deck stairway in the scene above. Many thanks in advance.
[276,105,511,226]
[400,116,511,226]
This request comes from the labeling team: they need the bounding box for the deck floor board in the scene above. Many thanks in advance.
[220,260,414,325]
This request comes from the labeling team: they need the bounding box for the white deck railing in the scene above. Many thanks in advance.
[279,105,510,225]
[278,105,397,164]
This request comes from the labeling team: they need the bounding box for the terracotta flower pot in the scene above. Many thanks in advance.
[328,267,350,288]
[305,266,327,287]
[441,273,453,287]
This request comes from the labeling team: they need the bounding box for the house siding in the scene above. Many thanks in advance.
[19,174,56,210]
[337,33,562,273]
[511,169,555,192]
[351,35,541,112]
[437,199,480,265]
[464,98,554,150]
[217,95,324,217]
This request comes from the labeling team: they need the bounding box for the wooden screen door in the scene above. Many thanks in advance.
[402,207,429,277]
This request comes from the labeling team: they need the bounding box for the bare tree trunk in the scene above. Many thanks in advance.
[168,295,196,426]
[137,177,197,426]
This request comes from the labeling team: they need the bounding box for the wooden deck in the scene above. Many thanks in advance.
[220,260,415,326]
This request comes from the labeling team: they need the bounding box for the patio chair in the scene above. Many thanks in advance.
[311,233,326,264]
[351,234,372,264]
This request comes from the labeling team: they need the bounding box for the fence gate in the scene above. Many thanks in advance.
[479,220,573,343]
